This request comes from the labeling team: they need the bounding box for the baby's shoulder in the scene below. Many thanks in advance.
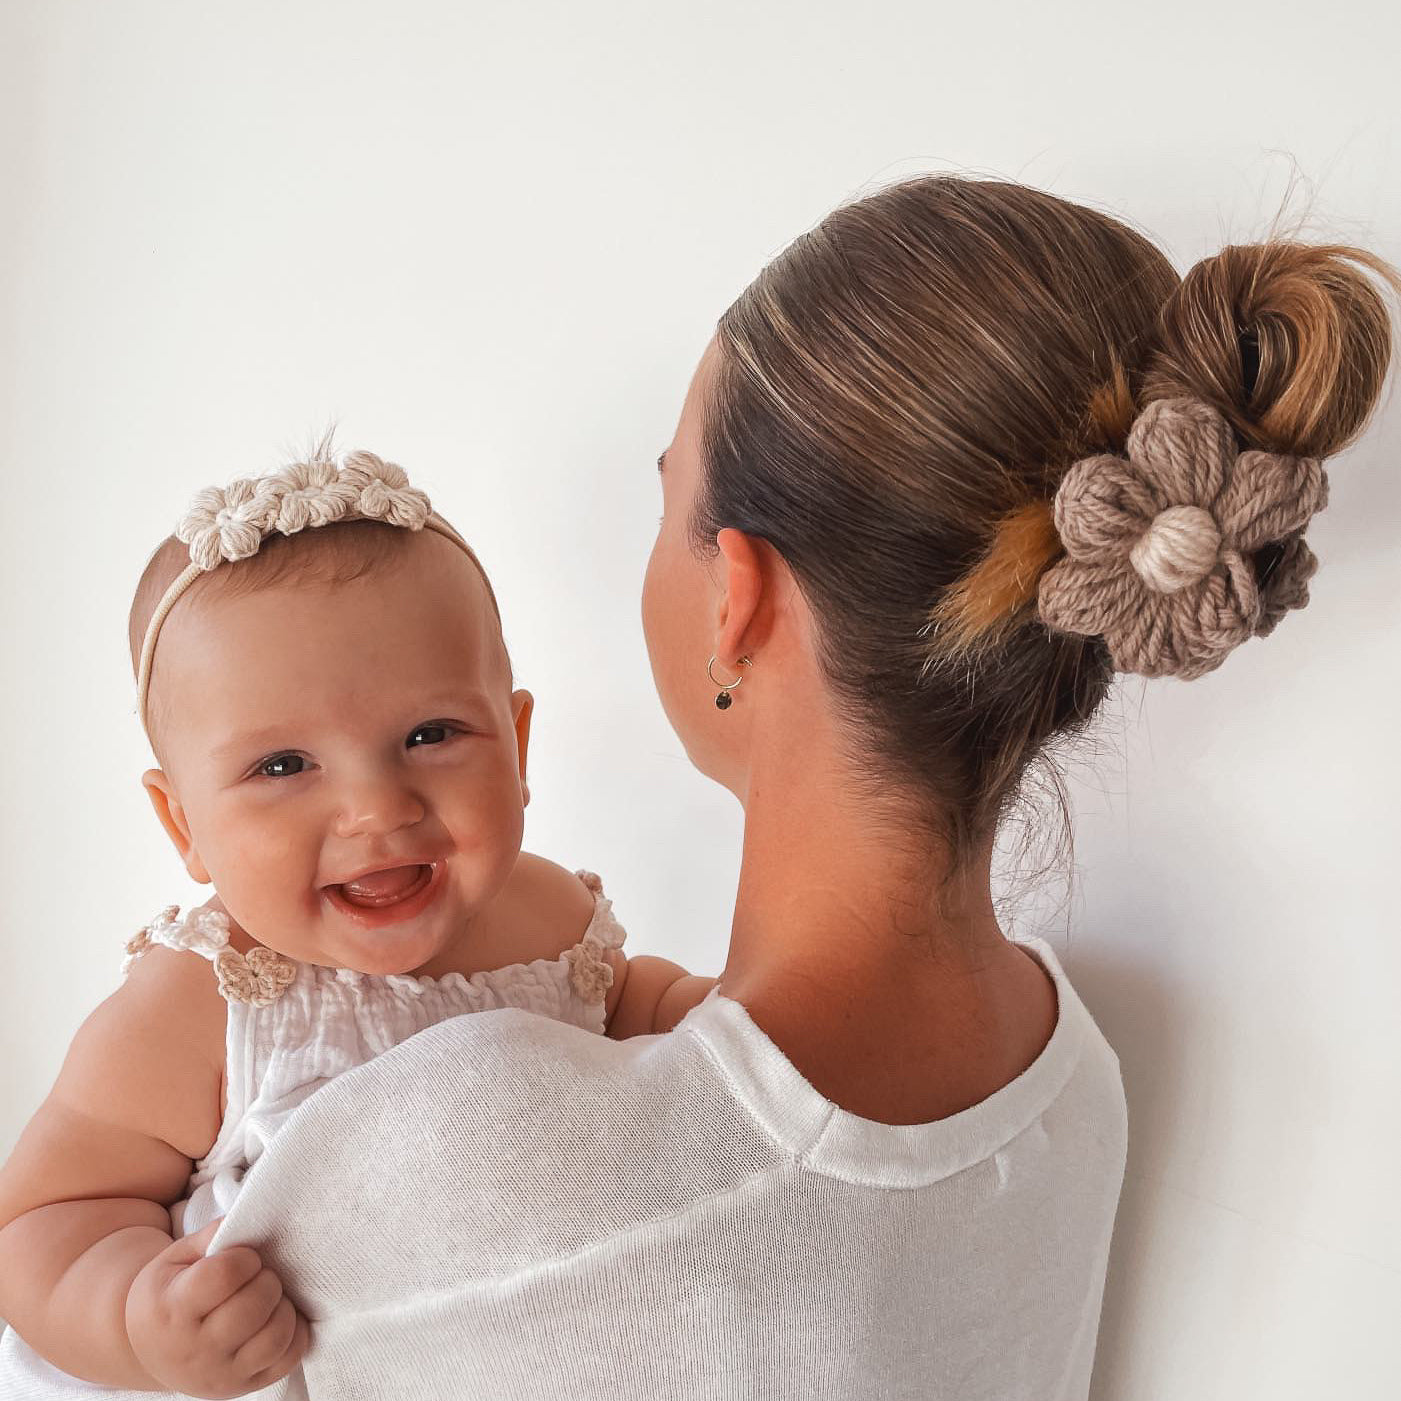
[508,852,599,915]
[484,853,602,960]
[111,939,229,1086]
[43,938,227,1166]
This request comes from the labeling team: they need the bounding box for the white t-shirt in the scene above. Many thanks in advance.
[211,934,1127,1401]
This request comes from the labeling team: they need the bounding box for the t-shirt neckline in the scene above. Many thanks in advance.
[680,936,1089,1188]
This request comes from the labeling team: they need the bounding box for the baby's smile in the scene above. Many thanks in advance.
[322,860,446,927]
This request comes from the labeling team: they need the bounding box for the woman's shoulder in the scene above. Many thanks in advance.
[207,995,762,1308]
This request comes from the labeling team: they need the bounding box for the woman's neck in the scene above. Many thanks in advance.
[712,740,1051,1124]
[717,746,1011,1004]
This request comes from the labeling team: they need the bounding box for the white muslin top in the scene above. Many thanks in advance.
[206,933,1128,1401]
[0,872,626,1400]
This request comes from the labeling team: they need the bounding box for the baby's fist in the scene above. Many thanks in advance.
[125,1219,310,1398]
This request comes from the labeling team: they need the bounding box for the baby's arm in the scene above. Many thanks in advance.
[604,951,717,1038]
[0,944,309,1393]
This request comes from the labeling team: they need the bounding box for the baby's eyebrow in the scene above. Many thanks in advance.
[209,728,288,762]
[207,694,498,761]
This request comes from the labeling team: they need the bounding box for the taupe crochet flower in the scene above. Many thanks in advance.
[339,452,432,529]
[1037,397,1329,680]
[214,945,299,1007]
[268,456,362,534]
[565,933,615,1004]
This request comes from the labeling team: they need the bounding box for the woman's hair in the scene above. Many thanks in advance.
[693,175,1398,881]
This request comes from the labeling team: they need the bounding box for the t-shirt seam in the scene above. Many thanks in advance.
[678,995,1094,1189]
[681,1018,836,1166]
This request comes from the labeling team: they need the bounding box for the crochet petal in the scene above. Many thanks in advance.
[1126,398,1234,509]
[1217,451,1327,553]
[1255,535,1319,637]
[1052,455,1157,563]
[1038,557,1135,639]
[178,486,227,533]
[184,524,231,571]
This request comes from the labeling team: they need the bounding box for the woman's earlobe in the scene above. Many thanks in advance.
[141,768,212,884]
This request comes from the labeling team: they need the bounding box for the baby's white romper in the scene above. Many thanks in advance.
[0,869,627,1400]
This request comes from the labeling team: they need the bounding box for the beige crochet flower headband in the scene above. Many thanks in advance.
[136,449,476,733]
[1037,396,1329,680]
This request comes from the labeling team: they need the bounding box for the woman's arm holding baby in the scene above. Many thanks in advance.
[0,946,308,1395]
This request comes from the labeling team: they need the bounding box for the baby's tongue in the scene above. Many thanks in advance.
[339,865,426,907]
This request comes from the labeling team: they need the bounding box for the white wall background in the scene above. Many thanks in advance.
[2,2,1398,1395]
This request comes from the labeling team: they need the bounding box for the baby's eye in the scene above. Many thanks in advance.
[407,723,454,748]
[258,754,306,779]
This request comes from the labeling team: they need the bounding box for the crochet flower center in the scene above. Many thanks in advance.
[1129,504,1222,594]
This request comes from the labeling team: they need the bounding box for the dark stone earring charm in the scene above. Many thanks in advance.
[707,654,749,710]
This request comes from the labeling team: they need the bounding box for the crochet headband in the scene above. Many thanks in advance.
[136,450,477,735]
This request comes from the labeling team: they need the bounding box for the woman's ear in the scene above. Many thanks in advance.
[510,689,534,807]
[713,527,779,666]
[141,769,212,884]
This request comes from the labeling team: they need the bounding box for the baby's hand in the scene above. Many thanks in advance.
[125,1219,310,1398]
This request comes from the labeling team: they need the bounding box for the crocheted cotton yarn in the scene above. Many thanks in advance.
[1037,397,1329,680]
[136,449,475,733]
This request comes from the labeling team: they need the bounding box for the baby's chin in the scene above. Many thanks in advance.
[313,891,467,979]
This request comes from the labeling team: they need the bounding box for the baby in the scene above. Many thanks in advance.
[0,448,714,1398]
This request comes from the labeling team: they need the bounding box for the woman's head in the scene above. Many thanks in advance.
[644,175,1396,881]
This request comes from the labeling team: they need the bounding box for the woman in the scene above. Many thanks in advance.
[208,175,1395,1399]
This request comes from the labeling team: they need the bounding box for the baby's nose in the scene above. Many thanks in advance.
[333,774,427,838]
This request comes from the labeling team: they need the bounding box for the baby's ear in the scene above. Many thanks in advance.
[141,769,212,884]
[510,688,534,807]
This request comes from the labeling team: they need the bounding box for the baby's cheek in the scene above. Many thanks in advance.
[448,763,525,871]
[211,821,322,949]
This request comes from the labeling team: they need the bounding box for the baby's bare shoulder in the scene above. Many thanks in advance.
[0,944,227,1231]
[57,943,226,1157]
[501,852,599,943]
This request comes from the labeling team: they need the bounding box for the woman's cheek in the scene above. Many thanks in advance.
[642,537,689,715]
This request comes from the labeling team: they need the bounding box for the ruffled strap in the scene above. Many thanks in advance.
[122,905,299,1007]
[562,870,628,1004]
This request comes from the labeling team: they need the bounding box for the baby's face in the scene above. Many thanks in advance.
[144,531,531,977]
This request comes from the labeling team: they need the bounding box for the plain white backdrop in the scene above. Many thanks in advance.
[3,2,1399,1396]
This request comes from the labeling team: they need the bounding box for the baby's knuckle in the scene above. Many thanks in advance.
[210,1245,263,1281]
[189,1247,259,1298]
[238,1297,297,1376]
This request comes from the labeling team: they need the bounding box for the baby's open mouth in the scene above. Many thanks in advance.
[330,863,434,909]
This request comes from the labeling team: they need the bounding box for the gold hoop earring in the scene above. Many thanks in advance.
[707,655,752,710]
